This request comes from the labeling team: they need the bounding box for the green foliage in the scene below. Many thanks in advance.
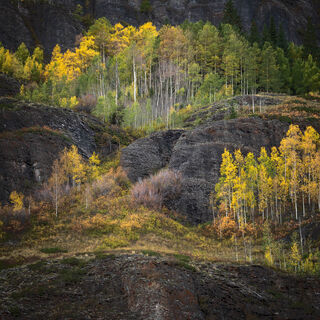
[141,250,162,257]
[58,267,87,284]
[222,0,242,32]
[15,42,30,65]
[2,17,318,132]
[40,247,68,254]
[140,0,152,13]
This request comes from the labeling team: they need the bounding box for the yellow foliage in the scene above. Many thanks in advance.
[88,152,101,181]
[213,216,237,239]
[290,241,302,271]
[45,37,99,81]
[0,220,4,240]
[265,245,273,266]
[303,252,316,274]
[9,191,24,212]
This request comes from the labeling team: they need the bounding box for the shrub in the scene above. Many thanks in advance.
[0,203,29,233]
[211,216,238,239]
[131,169,181,209]
[91,167,129,198]
[74,94,97,114]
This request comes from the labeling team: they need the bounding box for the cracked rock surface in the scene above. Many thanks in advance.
[0,254,319,319]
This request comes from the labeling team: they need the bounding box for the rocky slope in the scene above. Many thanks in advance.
[0,96,112,203]
[0,0,319,55]
[0,253,319,319]
[121,116,289,224]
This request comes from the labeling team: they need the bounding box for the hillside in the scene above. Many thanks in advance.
[1,4,320,319]
[1,254,320,319]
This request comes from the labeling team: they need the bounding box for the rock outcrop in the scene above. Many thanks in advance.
[0,254,319,319]
[121,117,289,224]
[0,97,108,203]
[0,74,20,97]
[0,0,319,55]
[121,129,184,182]
[0,0,82,56]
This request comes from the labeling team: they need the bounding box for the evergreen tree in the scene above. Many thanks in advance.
[269,17,278,47]
[262,24,271,45]
[302,17,319,62]
[260,42,280,92]
[301,55,320,94]
[277,24,288,51]
[249,20,260,44]
[15,42,30,65]
[276,48,291,93]
[222,0,242,32]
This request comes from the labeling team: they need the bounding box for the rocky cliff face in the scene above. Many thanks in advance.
[121,115,289,224]
[1,253,320,319]
[0,0,319,55]
[0,0,82,56]
[0,96,109,203]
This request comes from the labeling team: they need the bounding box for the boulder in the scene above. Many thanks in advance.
[121,129,184,182]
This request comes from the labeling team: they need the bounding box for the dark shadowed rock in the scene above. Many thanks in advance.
[121,117,289,224]
[0,129,72,203]
[120,129,184,182]
[168,118,289,223]
[1,254,320,319]
[0,74,20,97]
[0,98,110,203]
[0,98,101,157]
[0,0,82,56]
[0,0,319,55]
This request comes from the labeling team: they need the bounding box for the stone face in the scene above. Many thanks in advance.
[0,130,72,203]
[168,118,289,223]
[0,0,82,56]
[0,74,20,97]
[121,117,289,224]
[0,97,109,203]
[120,129,184,182]
[0,0,319,55]
[1,254,320,319]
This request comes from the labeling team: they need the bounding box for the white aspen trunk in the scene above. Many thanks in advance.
[55,173,58,217]
[252,90,255,113]
[302,194,305,217]
[133,55,137,103]
[115,57,118,106]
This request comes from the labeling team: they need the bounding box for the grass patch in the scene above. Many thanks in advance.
[172,253,196,271]
[27,261,59,274]
[0,126,72,143]
[174,260,197,272]
[27,260,47,271]
[173,253,191,263]
[141,250,162,257]
[8,305,22,317]
[40,247,68,254]
[93,251,116,260]
[11,284,54,299]
[61,257,86,267]
[101,234,130,249]
[58,267,87,285]
[292,105,320,115]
